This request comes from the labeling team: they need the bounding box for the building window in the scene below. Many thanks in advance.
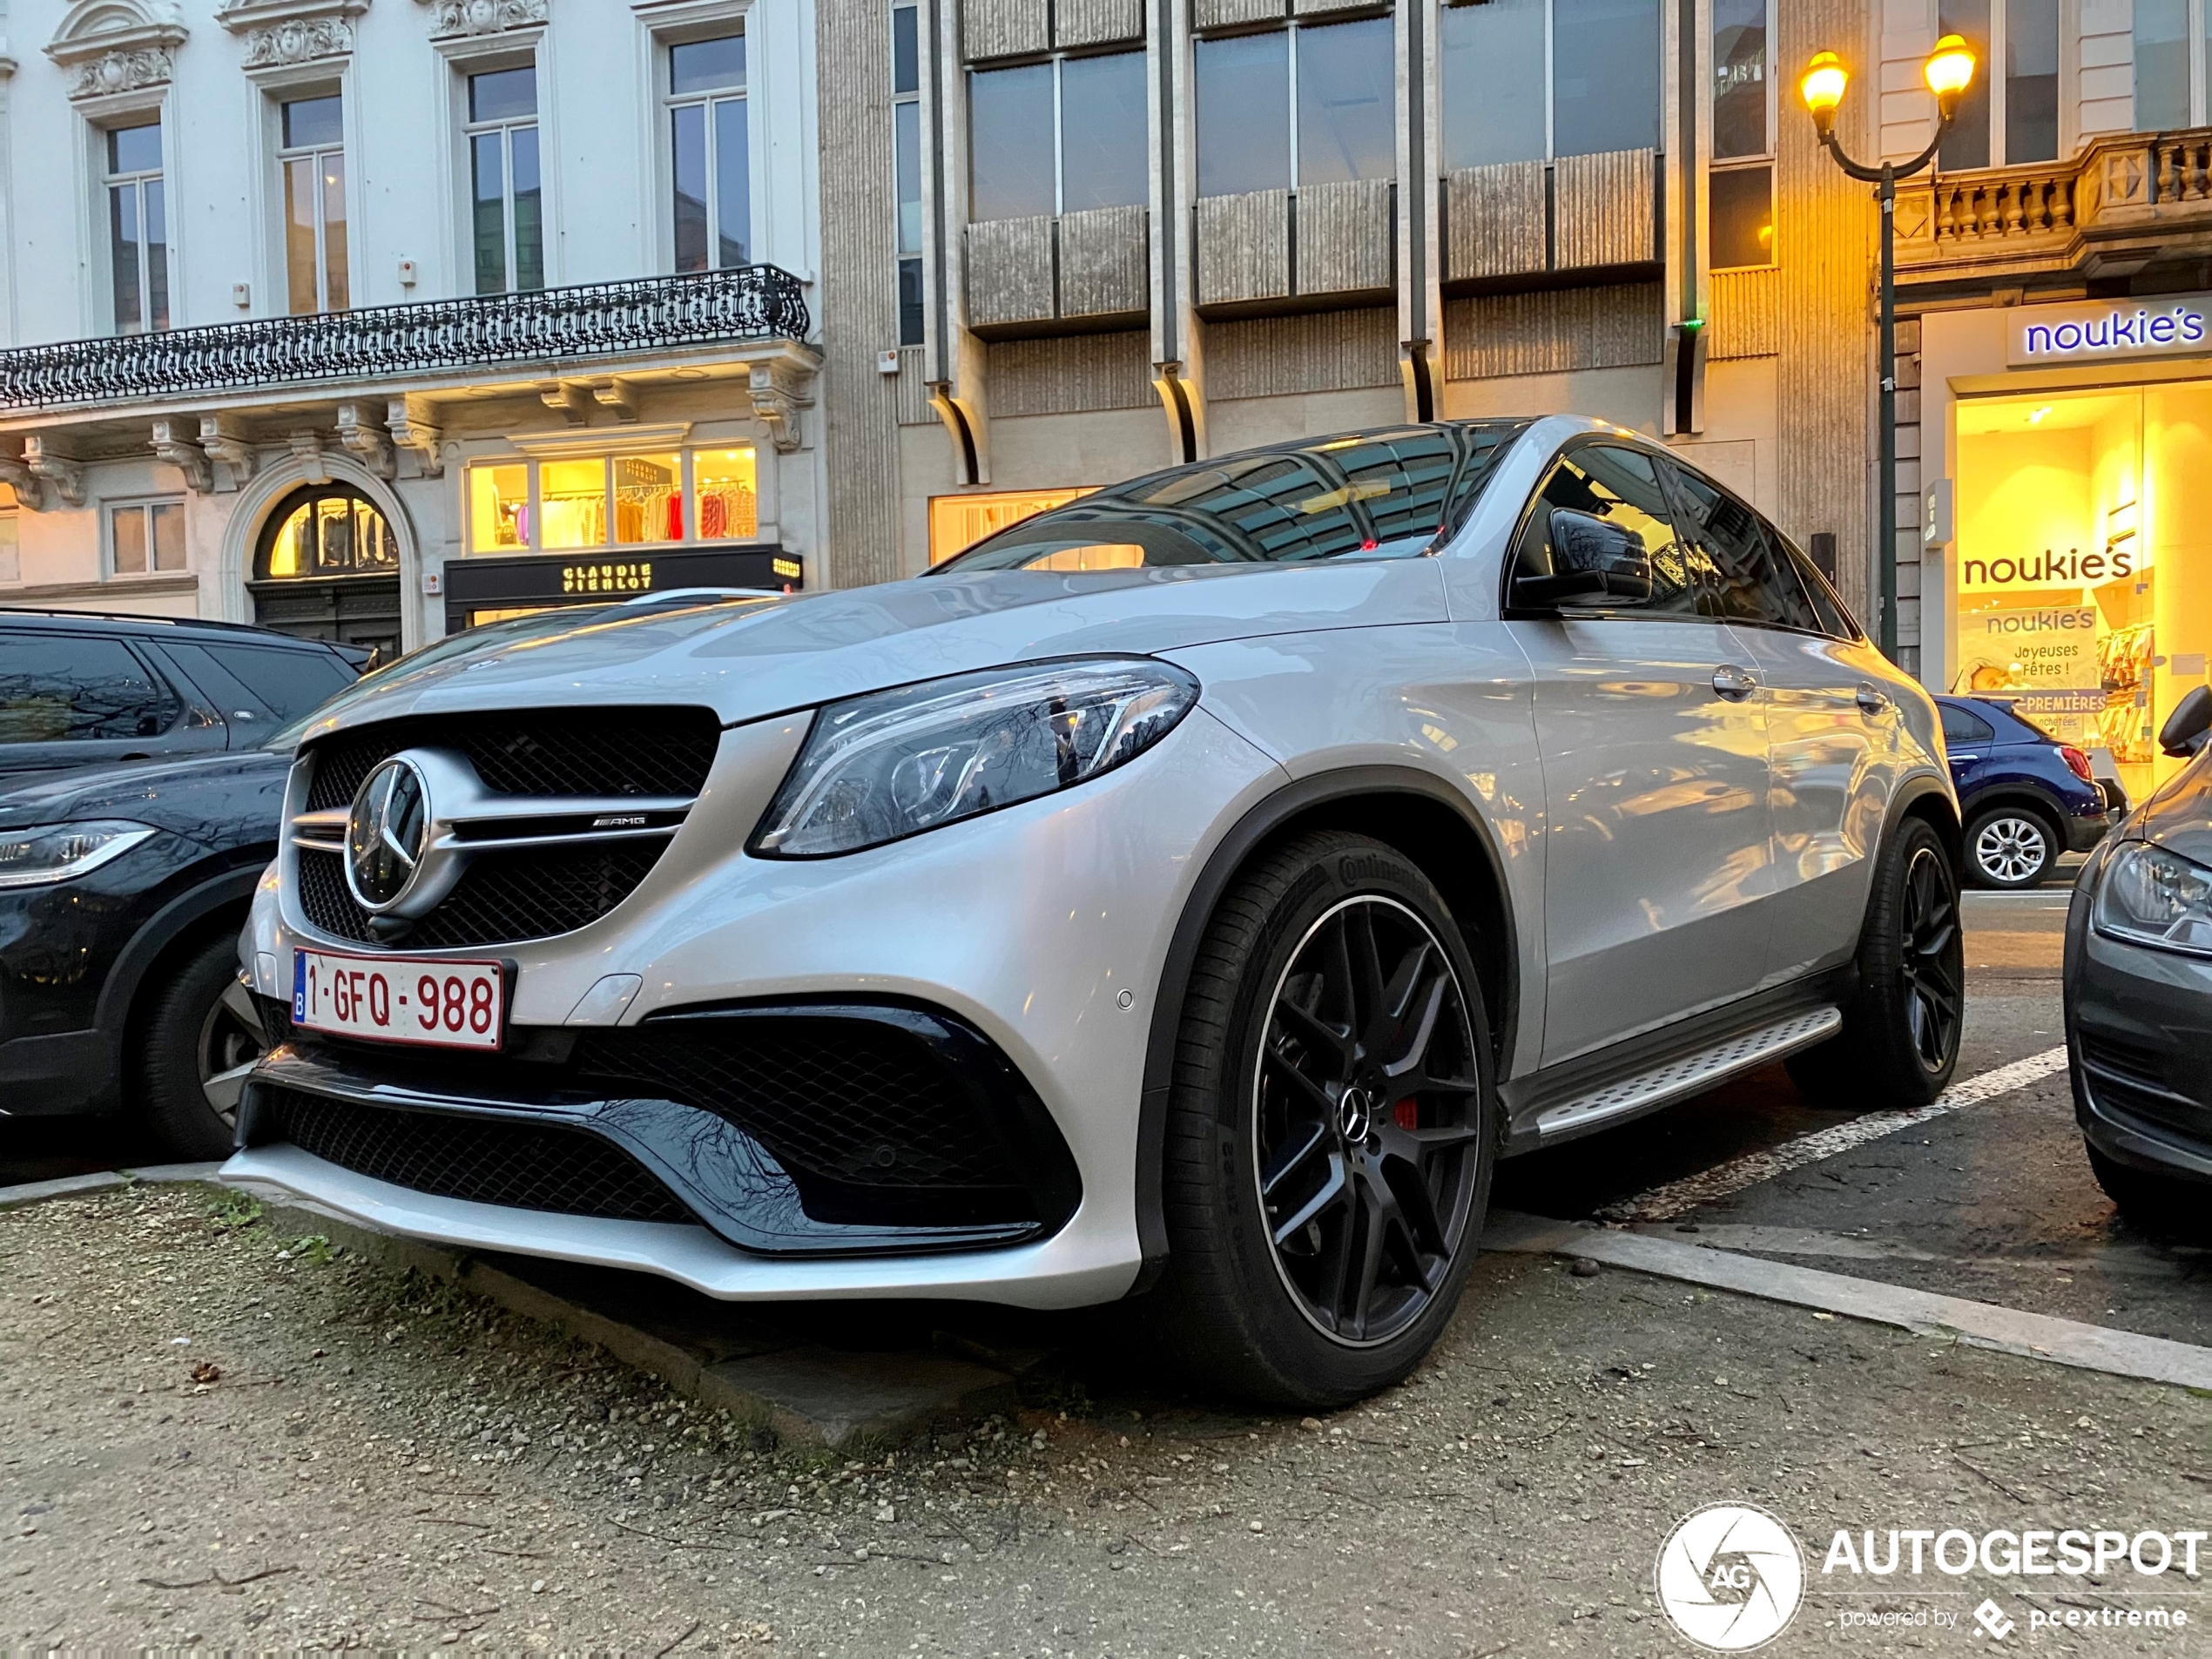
[893,0,924,346]
[258,486,398,579]
[1939,0,2057,170]
[2134,0,2208,130]
[968,50,1146,221]
[466,447,759,555]
[104,118,168,334]
[467,66,544,294]
[1195,16,1393,199]
[1440,0,1660,172]
[670,33,750,271]
[280,95,348,314]
[1710,0,1772,270]
[110,500,185,577]
[928,486,1094,563]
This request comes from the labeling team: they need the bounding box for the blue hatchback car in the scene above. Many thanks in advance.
[1937,696,2112,888]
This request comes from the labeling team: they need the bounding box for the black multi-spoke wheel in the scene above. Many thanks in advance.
[1786,817,1964,1109]
[1256,898,1484,1345]
[1154,832,1496,1406]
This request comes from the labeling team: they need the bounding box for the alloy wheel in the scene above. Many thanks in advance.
[199,976,268,1127]
[1251,896,1484,1346]
[1898,846,1963,1075]
[1973,814,2048,885]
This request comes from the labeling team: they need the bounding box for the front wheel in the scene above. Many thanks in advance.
[136,932,268,1160]
[1786,817,1965,1109]
[1154,832,1496,1407]
[1966,806,2057,889]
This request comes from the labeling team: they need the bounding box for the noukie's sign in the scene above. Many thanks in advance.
[1959,544,2136,590]
[2009,293,2212,366]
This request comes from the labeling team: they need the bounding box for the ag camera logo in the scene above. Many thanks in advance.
[1656,1503,1806,1651]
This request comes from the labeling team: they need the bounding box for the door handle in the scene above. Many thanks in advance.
[1711,664,1757,700]
[1856,683,1892,716]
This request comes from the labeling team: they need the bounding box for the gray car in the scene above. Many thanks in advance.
[2066,685,2212,1235]
[225,415,1965,1406]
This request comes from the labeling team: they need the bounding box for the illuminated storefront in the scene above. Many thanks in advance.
[1929,293,2212,806]
[927,488,1094,563]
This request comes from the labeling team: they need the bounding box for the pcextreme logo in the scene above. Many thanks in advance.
[1656,1502,1806,1651]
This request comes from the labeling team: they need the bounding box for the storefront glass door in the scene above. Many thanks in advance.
[1953,382,2212,804]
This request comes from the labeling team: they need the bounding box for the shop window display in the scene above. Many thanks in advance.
[465,448,758,555]
[1952,384,2212,802]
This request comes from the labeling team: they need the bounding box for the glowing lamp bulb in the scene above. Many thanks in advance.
[1800,52,1849,119]
[1924,35,1977,100]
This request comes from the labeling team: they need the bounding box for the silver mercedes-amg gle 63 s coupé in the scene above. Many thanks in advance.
[228,415,1965,1406]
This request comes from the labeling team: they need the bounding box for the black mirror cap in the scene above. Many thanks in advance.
[2159,685,2212,759]
[1514,507,1655,609]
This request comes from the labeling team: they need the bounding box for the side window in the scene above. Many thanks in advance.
[1941,703,1995,745]
[203,644,356,718]
[1778,536,1860,640]
[1513,444,1709,615]
[1663,462,1820,630]
[0,635,180,744]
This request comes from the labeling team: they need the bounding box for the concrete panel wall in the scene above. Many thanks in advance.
[1294,179,1394,296]
[1709,267,1781,360]
[1195,190,1293,307]
[1444,162,1548,282]
[1554,149,1656,269]
[988,332,1158,415]
[1060,206,1151,318]
[1206,307,1398,399]
[1441,284,1664,380]
[963,0,1049,60]
[1055,0,1148,48]
[1192,0,1288,26]
[965,218,1059,327]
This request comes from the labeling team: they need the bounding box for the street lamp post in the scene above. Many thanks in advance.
[1800,37,1978,663]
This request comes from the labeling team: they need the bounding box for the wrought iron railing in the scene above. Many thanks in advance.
[0,265,812,412]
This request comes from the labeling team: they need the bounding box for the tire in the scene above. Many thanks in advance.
[1965,806,2058,889]
[1152,831,1497,1408]
[136,931,268,1161]
[2087,1144,2212,1242]
[1784,817,1965,1110]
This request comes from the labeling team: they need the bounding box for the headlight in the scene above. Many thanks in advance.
[0,820,159,889]
[752,658,1200,858]
[2094,842,2212,956]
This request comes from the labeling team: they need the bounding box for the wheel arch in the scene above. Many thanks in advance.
[1132,767,1521,1289]
[1888,772,1964,874]
[1961,785,2070,838]
[96,860,268,1055]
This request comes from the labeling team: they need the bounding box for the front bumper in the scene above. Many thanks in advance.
[2067,921,2212,1186]
[230,704,1288,1304]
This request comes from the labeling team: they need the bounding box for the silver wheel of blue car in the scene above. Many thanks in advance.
[1253,895,1486,1347]
[1967,809,2054,888]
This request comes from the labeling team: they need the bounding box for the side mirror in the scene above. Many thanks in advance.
[1511,508,1655,608]
[2160,684,2212,759]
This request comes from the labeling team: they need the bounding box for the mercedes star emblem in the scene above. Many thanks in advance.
[346,756,431,912]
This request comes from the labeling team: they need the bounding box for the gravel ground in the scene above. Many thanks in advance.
[3,1184,2207,1656]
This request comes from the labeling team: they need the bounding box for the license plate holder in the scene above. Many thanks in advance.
[293,948,512,1051]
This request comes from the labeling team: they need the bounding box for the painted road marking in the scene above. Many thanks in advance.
[1607,1046,2070,1223]
[1483,1211,2212,1393]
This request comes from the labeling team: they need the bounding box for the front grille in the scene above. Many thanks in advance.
[574,1019,1023,1192]
[295,841,664,949]
[266,1085,694,1224]
[304,707,720,812]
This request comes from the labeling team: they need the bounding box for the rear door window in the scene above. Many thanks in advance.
[1511,444,1712,617]
[0,633,180,745]
[175,641,357,722]
[1941,704,1996,745]
[1662,462,1823,631]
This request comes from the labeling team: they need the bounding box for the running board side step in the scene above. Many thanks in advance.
[1533,1008,1843,1143]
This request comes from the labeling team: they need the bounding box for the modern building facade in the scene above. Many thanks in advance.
[0,0,824,660]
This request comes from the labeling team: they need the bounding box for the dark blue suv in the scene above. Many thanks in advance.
[1937,696,2111,888]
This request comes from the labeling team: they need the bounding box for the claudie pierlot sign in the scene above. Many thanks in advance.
[2008,293,2212,367]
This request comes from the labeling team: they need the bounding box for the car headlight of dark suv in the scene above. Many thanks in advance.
[0,820,158,889]
[2093,841,2212,956]
[751,658,1200,858]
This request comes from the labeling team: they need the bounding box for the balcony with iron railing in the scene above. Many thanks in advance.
[0,266,813,415]
[1896,126,2212,290]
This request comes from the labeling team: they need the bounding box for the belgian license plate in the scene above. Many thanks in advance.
[293,948,508,1051]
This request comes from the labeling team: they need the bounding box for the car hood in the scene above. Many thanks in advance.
[0,747,290,846]
[293,561,1448,738]
[2129,747,2212,867]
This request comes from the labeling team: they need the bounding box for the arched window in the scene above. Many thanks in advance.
[255,485,399,581]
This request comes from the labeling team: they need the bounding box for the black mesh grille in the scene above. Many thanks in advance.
[295,842,664,949]
[2080,1034,2207,1138]
[266,1085,693,1224]
[574,1021,1021,1191]
[304,707,720,812]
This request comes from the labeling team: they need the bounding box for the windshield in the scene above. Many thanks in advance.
[937,423,1527,573]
